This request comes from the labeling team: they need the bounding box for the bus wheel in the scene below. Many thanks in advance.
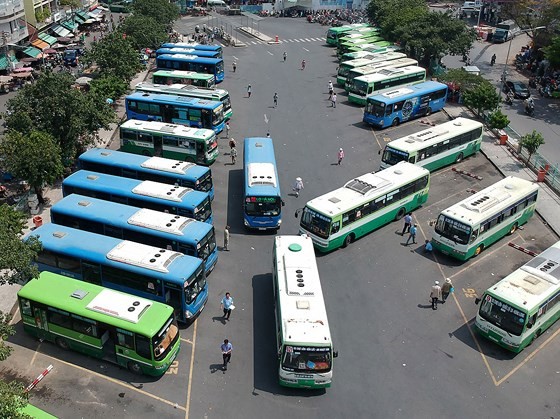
[127,361,142,375]
[455,153,464,163]
[474,244,484,257]
[425,107,432,116]
[141,150,151,156]
[55,337,70,350]
[509,223,518,235]
[341,234,354,248]
[392,118,400,127]
[395,207,406,221]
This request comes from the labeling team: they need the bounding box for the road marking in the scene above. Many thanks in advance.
[303,47,309,52]
[294,39,301,43]
[184,319,198,419]
[267,50,274,56]
[370,127,382,152]
[264,114,269,124]
[304,38,312,41]
[232,56,238,61]
[446,241,510,281]
[180,337,193,345]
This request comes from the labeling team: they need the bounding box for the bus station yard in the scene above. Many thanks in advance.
[3,16,560,419]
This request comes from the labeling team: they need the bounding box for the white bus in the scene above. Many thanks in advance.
[432,176,539,260]
[272,234,338,389]
[345,57,419,93]
[348,66,426,105]
[380,118,483,171]
[475,240,560,352]
[336,51,407,86]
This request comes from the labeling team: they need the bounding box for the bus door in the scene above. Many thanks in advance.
[196,141,205,164]
[165,283,184,322]
[162,104,174,123]
[152,134,163,156]
[418,94,430,114]
[33,306,49,340]
[100,328,117,361]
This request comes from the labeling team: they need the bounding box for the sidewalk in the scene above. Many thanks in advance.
[445,103,560,236]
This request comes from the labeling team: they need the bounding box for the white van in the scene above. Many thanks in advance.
[207,0,229,8]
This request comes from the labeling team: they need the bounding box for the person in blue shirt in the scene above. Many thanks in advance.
[424,240,433,253]
[221,292,234,320]
[401,212,412,235]
[406,224,418,245]
[221,339,232,371]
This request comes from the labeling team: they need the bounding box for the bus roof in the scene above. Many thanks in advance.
[62,170,208,207]
[328,23,370,33]
[441,176,539,226]
[18,272,173,337]
[354,65,425,83]
[306,162,429,216]
[135,82,228,98]
[274,235,332,346]
[349,58,419,76]
[486,240,560,310]
[157,53,222,65]
[340,57,378,68]
[119,119,215,140]
[51,194,212,239]
[126,92,222,110]
[152,70,214,80]
[161,42,222,51]
[156,48,217,56]
[386,118,482,154]
[367,81,448,104]
[28,223,203,284]
[243,137,280,197]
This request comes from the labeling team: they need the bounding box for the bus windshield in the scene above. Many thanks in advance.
[196,197,212,222]
[351,79,369,96]
[300,207,331,239]
[434,215,471,245]
[185,265,206,305]
[365,99,385,116]
[213,106,225,126]
[479,294,526,336]
[282,345,332,373]
[198,229,216,260]
[382,147,409,166]
[245,197,282,217]
[198,172,213,193]
[153,315,179,361]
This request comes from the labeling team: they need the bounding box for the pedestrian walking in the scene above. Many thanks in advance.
[301,59,306,70]
[331,92,337,108]
[223,225,230,251]
[405,224,418,245]
[221,339,232,371]
[337,148,345,165]
[232,62,237,72]
[230,146,237,164]
[221,292,234,319]
[401,212,412,235]
[273,92,278,107]
[225,121,230,138]
[328,80,334,97]
[293,177,304,197]
[441,278,454,303]
[430,280,442,310]
[229,137,237,151]
[266,132,270,138]
[247,84,252,98]
[283,51,287,62]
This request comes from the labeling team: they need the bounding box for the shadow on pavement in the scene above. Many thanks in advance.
[226,168,244,234]
[451,319,517,361]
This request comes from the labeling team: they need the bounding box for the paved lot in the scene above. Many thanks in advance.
[3,15,560,419]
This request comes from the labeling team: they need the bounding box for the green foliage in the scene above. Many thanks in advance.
[487,109,510,130]
[0,380,30,419]
[542,36,560,68]
[89,75,129,101]
[132,0,179,27]
[367,0,428,40]
[0,131,64,203]
[4,72,114,163]
[438,68,487,91]
[118,14,168,50]
[83,32,143,82]
[0,312,15,361]
[35,9,51,22]
[462,81,501,116]
[59,0,80,8]
[521,130,545,159]
[0,204,41,286]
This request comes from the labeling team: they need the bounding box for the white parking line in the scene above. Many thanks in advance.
[232,55,238,61]
[267,50,274,56]
[294,39,301,42]
[303,47,310,52]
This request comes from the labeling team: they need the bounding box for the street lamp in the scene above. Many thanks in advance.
[501,26,545,98]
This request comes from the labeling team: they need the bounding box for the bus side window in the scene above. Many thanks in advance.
[331,221,340,234]
[470,229,479,243]
[20,298,32,317]
[408,156,415,163]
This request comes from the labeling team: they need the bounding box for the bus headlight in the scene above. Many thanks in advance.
[185,310,193,319]
[277,220,282,225]
[244,219,249,226]
[379,121,384,126]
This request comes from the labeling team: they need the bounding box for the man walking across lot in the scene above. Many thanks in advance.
[273,92,278,108]
[430,281,442,310]
[406,224,417,245]
[221,339,232,371]
[441,278,454,303]
[223,225,230,251]
[337,148,345,165]
[331,92,337,108]
[221,292,234,319]
[401,212,412,236]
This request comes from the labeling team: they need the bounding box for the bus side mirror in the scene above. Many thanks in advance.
[333,350,339,358]
[526,322,533,329]
[378,150,381,155]
[282,200,285,207]
[474,298,480,305]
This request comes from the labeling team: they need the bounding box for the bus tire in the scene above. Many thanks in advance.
[425,107,432,116]
[55,337,70,350]
[391,118,400,127]
[508,222,518,235]
[395,207,406,221]
[474,244,484,257]
[141,150,151,157]
[455,153,464,163]
[341,234,354,248]
[127,361,142,375]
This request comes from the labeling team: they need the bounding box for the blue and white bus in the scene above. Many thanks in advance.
[62,170,213,224]
[78,148,215,200]
[161,43,223,58]
[156,54,225,83]
[155,48,221,59]
[125,92,224,134]
[29,223,208,323]
[243,137,283,230]
[125,92,225,134]
[363,81,448,128]
[51,194,218,276]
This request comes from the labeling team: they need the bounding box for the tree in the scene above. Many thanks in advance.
[0,312,15,361]
[542,36,560,68]
[89,75,129,102]
[132,0,179,27]
[501,0,560,38]
[367,0,428,41]
[487,109,510,130]
[438,68,487,91]
[0,380,30,419]
[0,131,64,204]
[4,72,114,163]
[83,32,144,82]
[521,130,545,162]
[117,14,168,50]
[461,81,501,117]
[0,204,41,286]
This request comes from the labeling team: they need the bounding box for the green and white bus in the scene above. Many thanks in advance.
[432,176,539,260]
[475,239,560,352]
[120,119,218,165]
[339,47,400,63]
[135,82,233,120]
[152,70,215,89]
[273,234,338,388]
[340,42,398,59]
[337,37,386,56]
[345,58,419,93]
[336,51,406,86]
[18,272,181,376]
[299,161,430,252]
[326,23,370,46]
[380,118,483,171]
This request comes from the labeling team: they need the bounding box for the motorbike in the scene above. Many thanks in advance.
[505,93,514,105]
[525,100,535,116]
